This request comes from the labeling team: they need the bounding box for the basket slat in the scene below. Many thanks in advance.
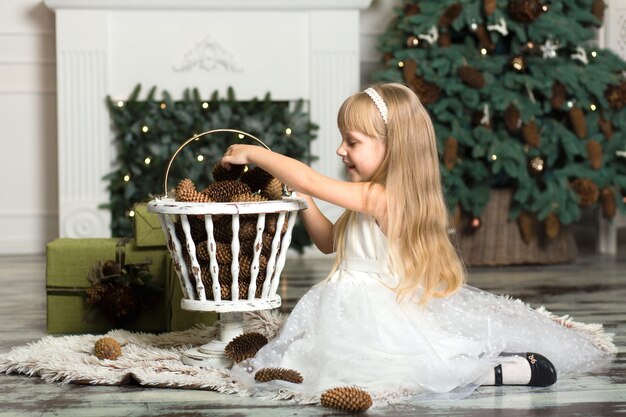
[203,215,221,301]
[230,214,241,301]
[161,214,195,299]
[180,215,206,301]
[270,211,298,296]
[262,212,286,298]
[248,213,266,301]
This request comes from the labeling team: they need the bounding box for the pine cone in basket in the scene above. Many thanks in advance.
[202,180,251,202]
[213,217,259,243]
[175,178,213,203]
[261,178,284,200]
[212,163,245,182]
[174,217,208,247]
[241,167,274,194]
[94,337,122,360]
[320,386,373,413]
[197,241,233,264]
[254,367,303,384]
[225,332,269,363]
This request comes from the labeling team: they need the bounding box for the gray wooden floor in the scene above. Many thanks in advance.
[1,248,625,417]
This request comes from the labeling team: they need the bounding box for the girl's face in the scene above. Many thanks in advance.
[336,130,385,182]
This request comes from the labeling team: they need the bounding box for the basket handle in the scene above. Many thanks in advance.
[162,128,275,197]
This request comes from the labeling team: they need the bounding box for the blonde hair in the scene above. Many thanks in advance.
[333,83,465,304]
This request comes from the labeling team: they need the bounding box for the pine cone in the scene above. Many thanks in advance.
[586,140,602,170]
[197,241,232,264]
[544,213,561,239]
[175,178,213,203]
[509,0,543,23]
[94,337,122,360]
[101,260,121,277]
[213,218,259,243]
[551,82,566,109]
[571,179,599,207]
[230,192,268,204]
[438,31,452,47]
[517,211,536,244]
[505,105,521,132]
[86,282,108,304]
[202,180,251,202]
[598,116,614,140]
[604,82,626,110]
[320,386,373,413]
[438,3,462,27]
[254,367,304,384]
[225,332,269,363]
[261,178,284,200]
[409,77,441,104]
[241,167,274,194]
[475,25,495,51]
[600,188,616,219]
[484,0,497,15]
[402,58,418,83]
[100,284,139,323]
[569,107,587,138]
[174,217,207,246]
[212,163,245,182]
[444,137,458,170]
[458,66,485,89]
[404,2,420,16]
[592,0,605,22]
[522,121,540,147]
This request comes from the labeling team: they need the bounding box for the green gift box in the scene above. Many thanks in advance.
[166,256,217,331]
[133,203,166,248]
[46,238,169,334]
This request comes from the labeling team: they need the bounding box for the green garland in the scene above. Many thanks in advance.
[104,85,318,252]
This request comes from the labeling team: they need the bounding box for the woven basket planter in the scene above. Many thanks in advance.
[455,188,577,266]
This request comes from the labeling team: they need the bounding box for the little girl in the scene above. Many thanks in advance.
[220,83,615,404]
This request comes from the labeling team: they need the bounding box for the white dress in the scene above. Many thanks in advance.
[232,212,615,404]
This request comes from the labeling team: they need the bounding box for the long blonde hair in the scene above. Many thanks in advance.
[333,83,465,304]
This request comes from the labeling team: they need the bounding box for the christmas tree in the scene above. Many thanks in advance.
[374,0,626,241]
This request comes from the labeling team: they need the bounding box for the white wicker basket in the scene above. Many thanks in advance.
[147,129,307,366]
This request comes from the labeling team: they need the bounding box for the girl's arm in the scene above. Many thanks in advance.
[298,193,334,254]
[221,145,386,221]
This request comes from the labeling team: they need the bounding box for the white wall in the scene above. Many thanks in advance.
[0,0,622,255]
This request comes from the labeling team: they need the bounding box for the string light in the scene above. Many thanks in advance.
[142,125,149,133]
[160,102,167,109]
[398,61,404,68]
[243,166,249,172]
[590,104,597,111]
[144,157,151,165]
[470,22,478,31]
[542,5,548,11]
[491,154,498,161]
[123,174,131,182]
[567,101,574,108]
[527,42,535,49]
[202,102,209,109]
[197,155,204,162]
[591,51,597,58]
[285,128,292,136]
[128,210,135,218]
[238,133,245,139]
[480,48,488,55]
[116,100,124,108]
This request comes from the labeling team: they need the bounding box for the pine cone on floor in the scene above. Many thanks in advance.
[225,332,269,363]
[320,386,373,413]
[94,337,122,360]
[212,163,245,182]
[254,367,303,384]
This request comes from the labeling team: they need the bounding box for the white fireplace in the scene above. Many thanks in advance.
[44,0,372,239]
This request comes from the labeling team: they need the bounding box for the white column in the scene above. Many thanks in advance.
[54,10,111,237]
[309,10,361,223]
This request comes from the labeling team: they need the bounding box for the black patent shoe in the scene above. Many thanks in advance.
[494,352,557,387]
[526,352,557,387]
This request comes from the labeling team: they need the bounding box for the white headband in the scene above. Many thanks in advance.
[363,87,388,125]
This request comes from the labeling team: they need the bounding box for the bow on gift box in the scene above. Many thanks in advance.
[85,238,162,325]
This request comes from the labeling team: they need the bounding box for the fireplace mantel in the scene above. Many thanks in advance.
[45,0,372,239]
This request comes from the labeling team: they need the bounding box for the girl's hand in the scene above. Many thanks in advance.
[220,144,255,168]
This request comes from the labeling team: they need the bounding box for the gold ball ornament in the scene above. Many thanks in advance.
[94,337,122,360]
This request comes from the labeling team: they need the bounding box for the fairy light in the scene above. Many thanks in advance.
[123,174,131,182]
[398,61,404,68]
[491,154,498,161]
[542,5,548,11]
[567,101,574,108]
[197,155,204,162]
[591,51,597,58]
[238,133,245,139]
[590,104,597,111]
[202,102,209,109]
[128,210,135,218]
[527,42,535,50]
[142,125,149,133]
[480,48,488,55]
[116,100,124,108]
[285,127,292,136]
[243,166,249,172]
[160,102,167,109]
[144,157,151,165]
